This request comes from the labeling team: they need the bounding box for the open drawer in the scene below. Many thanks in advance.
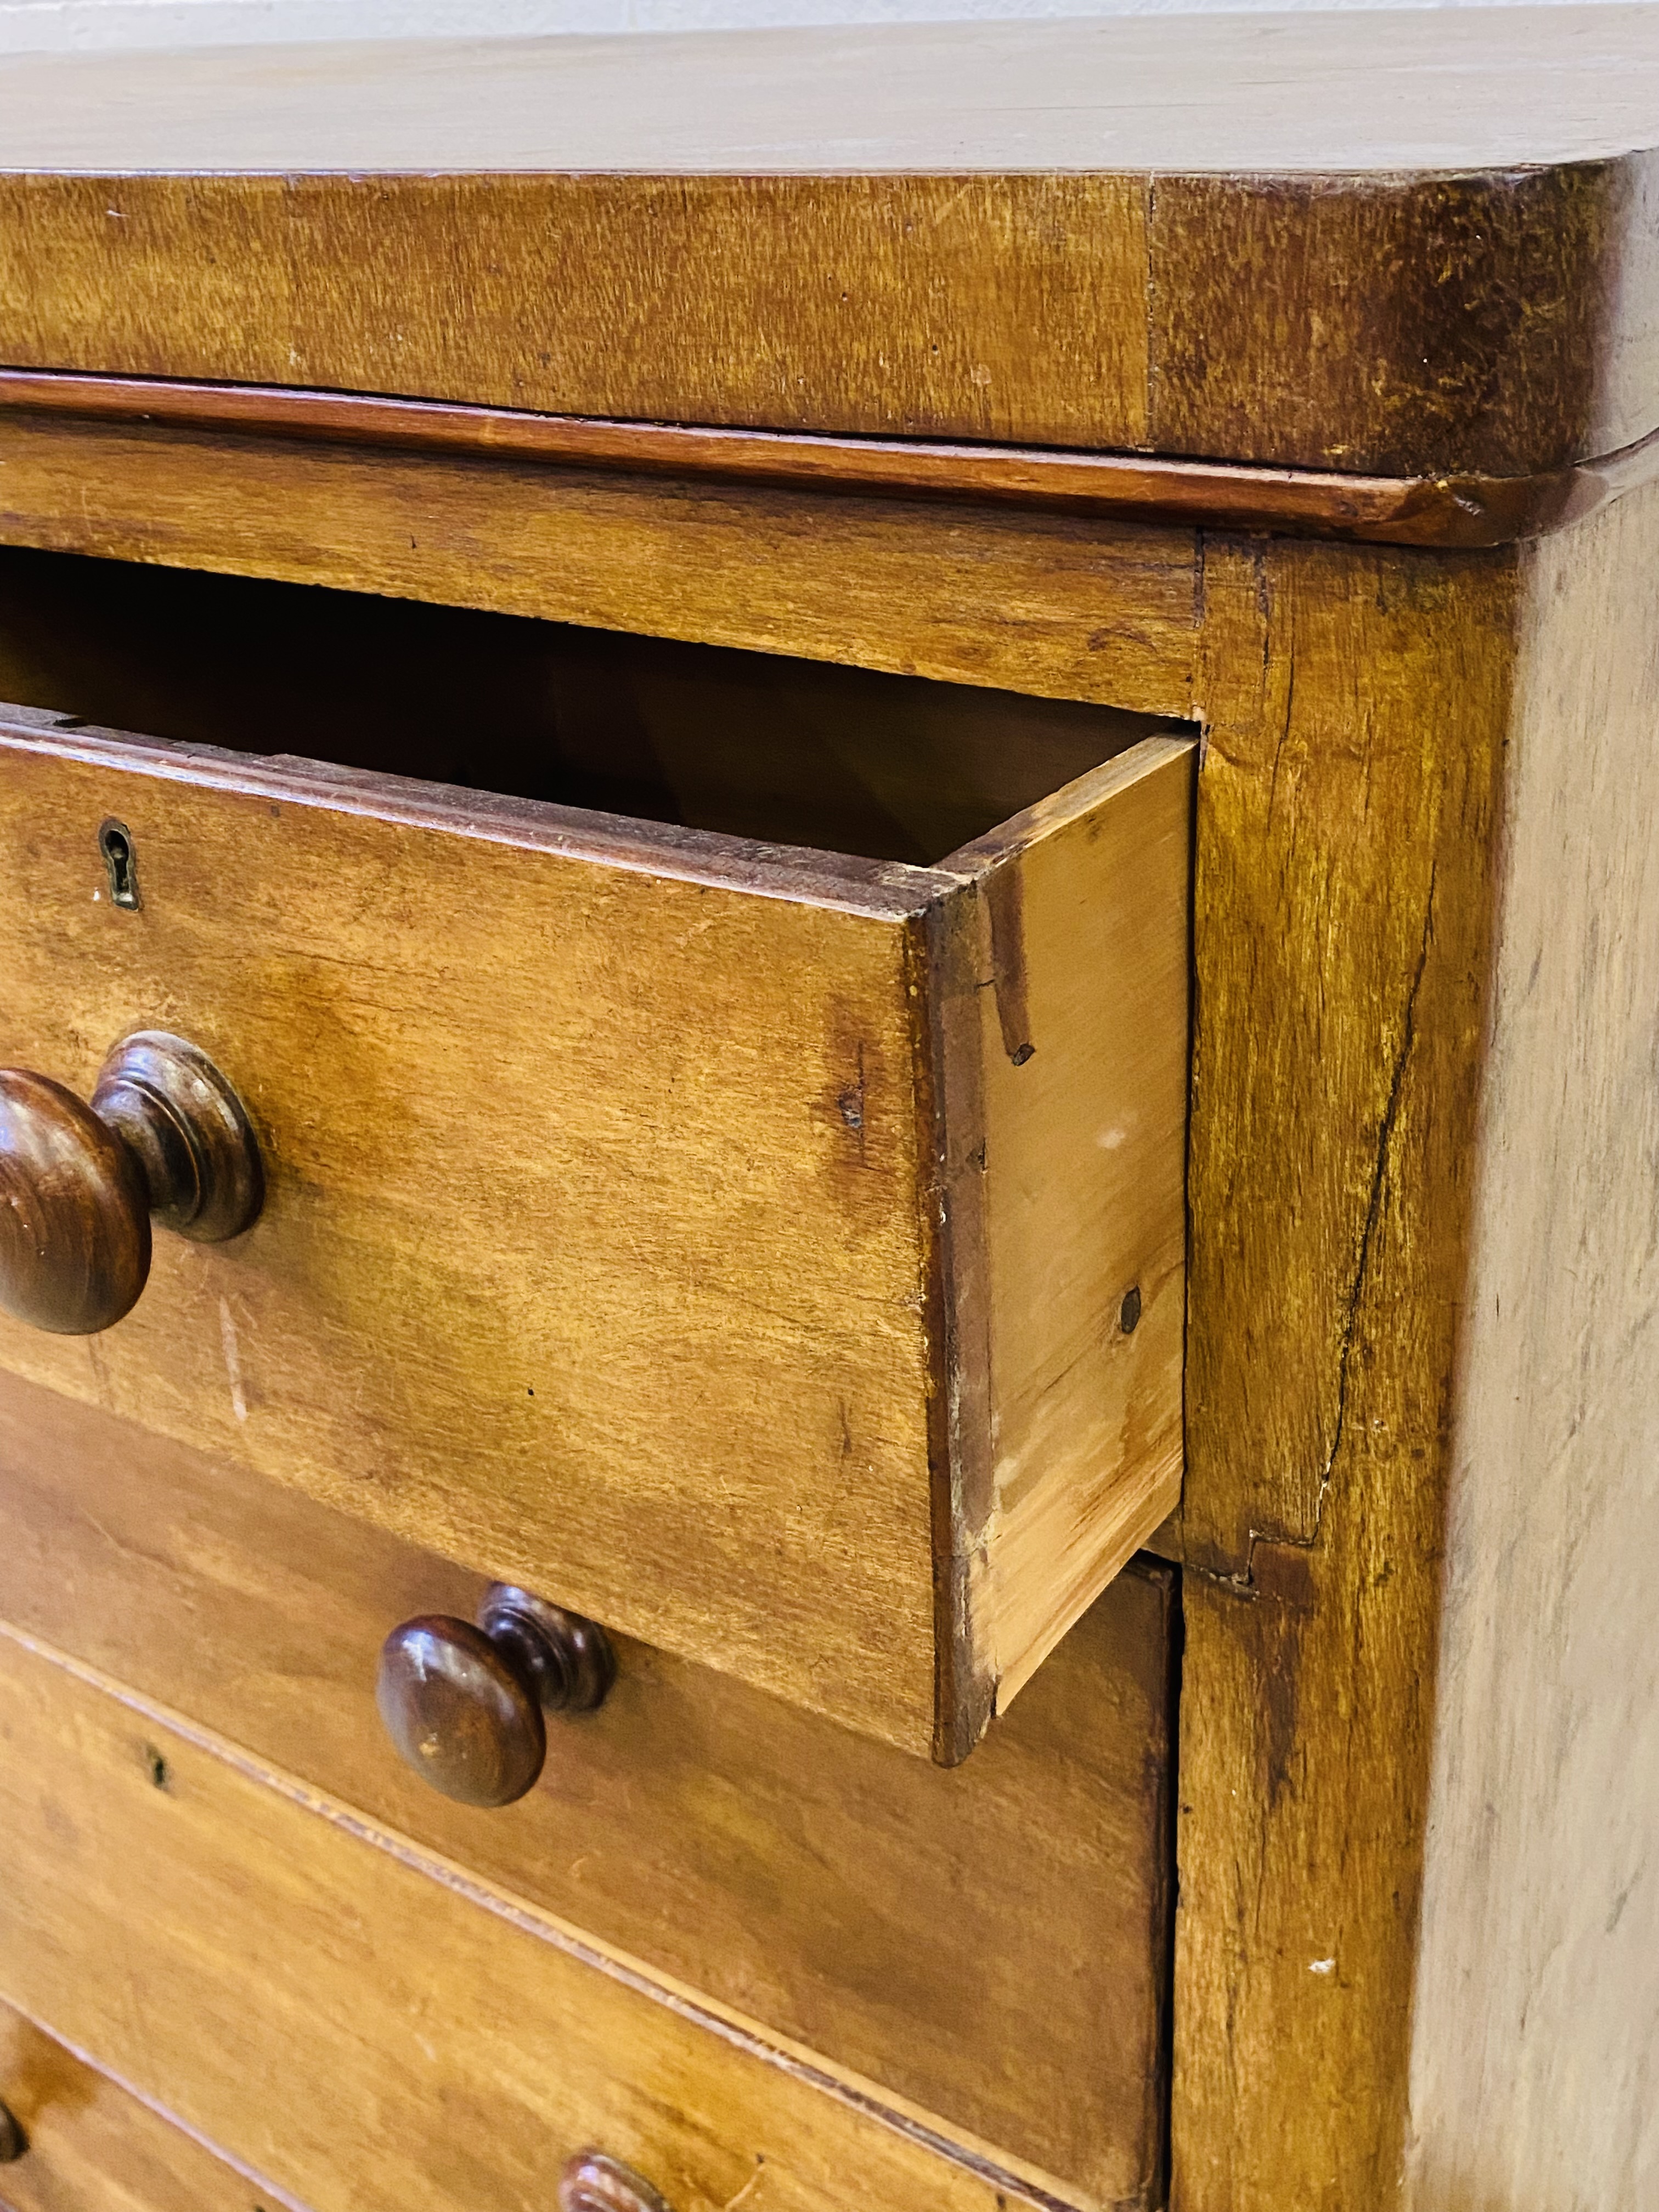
[0,550,1192,1758]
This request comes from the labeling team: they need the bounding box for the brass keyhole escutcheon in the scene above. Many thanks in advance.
[99,817,141,910]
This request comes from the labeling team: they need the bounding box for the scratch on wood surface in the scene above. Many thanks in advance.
[83,1330,116,1413]
[721,2163,765,2211]
[1266,653,1296,824]
[836,1040,868,1164]
[1193,857,1438,1601]
[217,1296,249,1425]
[981,865,1032,1063]
[1319,856,1437,1511]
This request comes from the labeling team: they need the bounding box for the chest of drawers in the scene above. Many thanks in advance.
[1,10,1657,2211]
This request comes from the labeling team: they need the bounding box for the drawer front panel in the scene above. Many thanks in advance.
[0,1372,1171,2207]
[0,722,940,1748]
[0,1617,1095,2212]
[0,2000,275,2212]
[0,708,1189,1754]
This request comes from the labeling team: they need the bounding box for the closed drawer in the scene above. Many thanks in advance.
[0,1370,1172,2208]
[0,1595,1161,2212]
[0,555,1193,1759]
[0,1999,266,2212]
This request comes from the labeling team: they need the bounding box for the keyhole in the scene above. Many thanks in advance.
[99,819,140,910]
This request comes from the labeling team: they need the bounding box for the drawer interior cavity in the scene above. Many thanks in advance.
[0,543,1171,864]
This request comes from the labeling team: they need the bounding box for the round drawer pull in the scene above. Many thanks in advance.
[376,1583,615,1809]
[559,2151,673,2212]
[0,1030,263,1334]
[0,2097,26,2163]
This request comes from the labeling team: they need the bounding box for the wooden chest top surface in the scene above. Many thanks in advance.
[2,7,1659,477]
[0,4,1655,171]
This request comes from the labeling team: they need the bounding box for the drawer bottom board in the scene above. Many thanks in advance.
[0,1621,1082,2212]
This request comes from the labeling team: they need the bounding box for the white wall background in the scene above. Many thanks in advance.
[0,0,1623,52]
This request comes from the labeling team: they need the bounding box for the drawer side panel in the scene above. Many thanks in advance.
[938,739,1192,1720]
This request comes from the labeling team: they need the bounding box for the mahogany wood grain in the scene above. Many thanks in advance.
[0,143,1640,2194]
[0,414,1541,2189]
[3,12,1659,472]
[1164,486,1659,2211]
[0,1999,285,2212]
[0,410,1582,2201]
[0,1615,1136,2212]
[0,1368,1172,2207]
[0,410,1201,718]
[1170,534,1523,2208]
[3,369,1651,550]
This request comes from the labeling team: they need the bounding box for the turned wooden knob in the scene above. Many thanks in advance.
[376,1584,615,1809]
[559,2151,673,2212]
[0,1031,263,1335]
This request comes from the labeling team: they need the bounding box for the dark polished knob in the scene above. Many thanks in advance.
[376,1584,615,1809]
[559,2151,673,2212]
[0,2097,26,2163]
[0,1030,263,1334]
